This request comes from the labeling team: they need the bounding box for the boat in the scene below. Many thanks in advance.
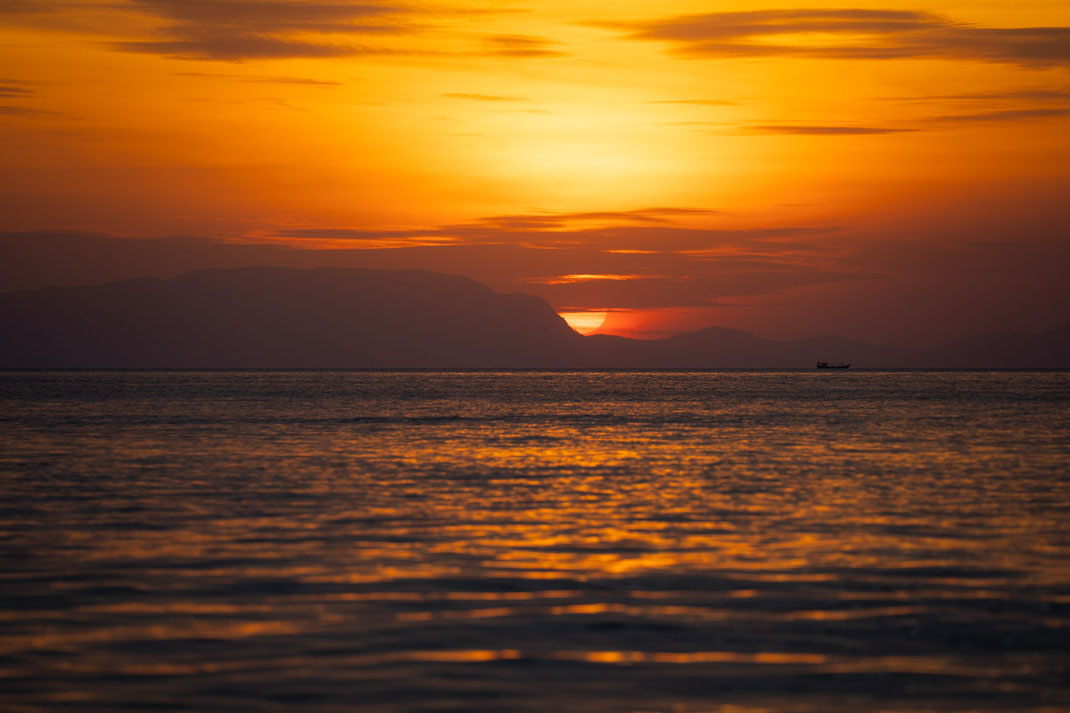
[816,361,850,369]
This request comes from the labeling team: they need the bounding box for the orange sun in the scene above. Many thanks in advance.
[559,311,608,335]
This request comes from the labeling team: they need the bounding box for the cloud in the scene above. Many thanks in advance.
[749,125,915,135]
[475,207,726,229]
[520,273,665,285]
[891,88,1070,103]
[172,72,343,86]
[7,0,413,61]
[128,0,394,28]
[1,1,568,62]
[0,1,67,16]
[256,217,864,309]
[271,208,732,244]
[648,99,738,106]
[926,108,1070,124]
[444,93,528,102]
[738,108,1069,136]
[253,212,861,311]
[269,213,836,259]
[0,105,65,117]
[0,1,583,64]
[510,254,868,309]
[483,34,567,58]
[116,38,387,62]
[601,9,1070,66]
[1,227,867,312]
[0,85,34,98]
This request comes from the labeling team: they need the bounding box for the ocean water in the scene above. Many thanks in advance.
[0,370,1068,713]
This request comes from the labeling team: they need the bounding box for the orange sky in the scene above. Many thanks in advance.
[1,0,1068,346]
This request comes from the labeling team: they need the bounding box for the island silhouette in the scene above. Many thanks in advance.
[1,267,1067,368]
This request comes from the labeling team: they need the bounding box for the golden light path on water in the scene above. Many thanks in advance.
[0,371,1067,712]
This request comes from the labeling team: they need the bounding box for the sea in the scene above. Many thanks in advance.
[1,370,1068,713]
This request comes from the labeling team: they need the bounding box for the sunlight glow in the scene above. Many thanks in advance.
[532,274,653,285]
[559,311,608,334]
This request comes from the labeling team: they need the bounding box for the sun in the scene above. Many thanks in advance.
[559,311,608,335]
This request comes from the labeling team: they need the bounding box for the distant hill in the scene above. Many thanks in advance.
[0,267,583,368]
[568,328,913,369]
[0,267,1066,368]
[919,325,1070,369]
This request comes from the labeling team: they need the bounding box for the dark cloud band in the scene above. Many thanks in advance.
[601,9,1070,67]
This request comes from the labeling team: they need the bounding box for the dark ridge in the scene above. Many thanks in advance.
[1,266,1067,368]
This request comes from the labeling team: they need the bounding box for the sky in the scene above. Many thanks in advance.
[1,0,1068,346]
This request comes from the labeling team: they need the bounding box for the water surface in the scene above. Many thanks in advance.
[1,371,1068,712]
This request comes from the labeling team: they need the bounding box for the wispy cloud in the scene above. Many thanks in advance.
[890,88,1070,103]
[116,38,391,62]
[483,34,567,58]
[6,0,413,61]
[749,125,915,135]
[2,1,570,62]
[738,107,1070,136]
[268,210,833,256]
[0,105,66,118]
[494,209,715,228]
[267,208,713,241]
[0,105,40,115]
[926,108,1070,124]
[475,207,725,230]
[0,85,34,98]
[600,9,1070,67]
[443,93,528,102]
[648,99,738,106]
[261,214,857,308]
[520,273,665,285]
[6,227,1065,320]
[0,227,864,311]
[172,72,343,86]
[128,0,397,30]
[0,78,41,102]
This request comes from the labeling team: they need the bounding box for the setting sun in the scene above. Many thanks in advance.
[559,311,609,334]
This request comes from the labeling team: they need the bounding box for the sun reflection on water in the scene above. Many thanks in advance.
[1,371,1068,712]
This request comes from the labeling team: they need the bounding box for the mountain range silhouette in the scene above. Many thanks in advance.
[1,267,1067,368]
